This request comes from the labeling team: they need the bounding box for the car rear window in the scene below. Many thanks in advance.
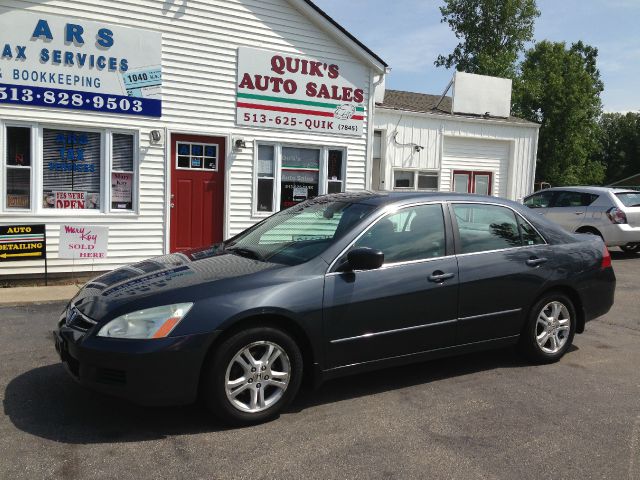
[616,192,640,207]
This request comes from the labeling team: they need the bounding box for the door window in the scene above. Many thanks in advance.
[518,216,546,245]
[554,191,585,207]
[524,191,555,208]
[453,204,523,254]
[474,174,490,195]
[353,204,446,263]
[453,173,470,193]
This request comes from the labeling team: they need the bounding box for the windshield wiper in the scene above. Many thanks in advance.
[225,246,265,261]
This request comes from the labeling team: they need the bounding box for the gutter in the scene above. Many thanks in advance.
[376,106,541,129]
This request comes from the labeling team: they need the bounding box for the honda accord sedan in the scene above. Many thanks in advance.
[54,192,616,425]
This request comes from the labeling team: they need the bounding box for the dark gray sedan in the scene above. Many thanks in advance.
[54,192,615,425]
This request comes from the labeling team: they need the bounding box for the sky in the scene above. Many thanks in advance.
[313,0,640,113]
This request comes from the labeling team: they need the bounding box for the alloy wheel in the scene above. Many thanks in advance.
[224,341,291,413]
[536,301,571,354]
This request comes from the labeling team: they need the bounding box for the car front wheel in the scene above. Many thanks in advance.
[202,327,303,426]
[518,293,576,363]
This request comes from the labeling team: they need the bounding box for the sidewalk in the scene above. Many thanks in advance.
[0,285,80,307]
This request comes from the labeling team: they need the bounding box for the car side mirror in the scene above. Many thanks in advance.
[346,247,384,271]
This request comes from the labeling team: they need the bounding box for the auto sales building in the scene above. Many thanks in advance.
[0,0,387,276]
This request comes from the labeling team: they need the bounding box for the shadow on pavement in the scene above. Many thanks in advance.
[291,345,578,411]
[4,344,580,444]
[3,363,226,443]
[611,250,639,261]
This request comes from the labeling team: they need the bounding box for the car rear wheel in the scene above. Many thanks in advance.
[518,293,576,363]
[202,327,303,426]
[620,244,639,254]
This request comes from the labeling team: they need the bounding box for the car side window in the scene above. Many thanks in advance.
[353,204,446,263]
[524,191,554,208]
[518,216,545,245]
[553,191,584,207]
[453,204,522,254]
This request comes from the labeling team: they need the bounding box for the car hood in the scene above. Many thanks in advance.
[71,246,281,320]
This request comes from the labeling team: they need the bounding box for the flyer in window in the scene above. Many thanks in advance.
[111,172,133,209]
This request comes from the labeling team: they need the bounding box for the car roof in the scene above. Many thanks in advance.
[321,191,521,208]
[531,186,637,195]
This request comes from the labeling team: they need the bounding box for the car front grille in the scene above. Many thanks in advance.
[65,305,98,333]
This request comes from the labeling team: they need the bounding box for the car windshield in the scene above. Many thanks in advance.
[224,198,375,265]
[616,192,640,207]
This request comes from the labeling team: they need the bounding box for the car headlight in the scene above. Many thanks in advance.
[97,303,193,339]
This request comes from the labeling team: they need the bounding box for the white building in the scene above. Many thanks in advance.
[0,0,387,277]
[373,73,540,201]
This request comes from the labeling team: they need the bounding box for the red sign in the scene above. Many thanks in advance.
[54,191,85,209]
[236,47,367,136]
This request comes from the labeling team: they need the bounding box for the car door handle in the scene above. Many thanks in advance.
[575,212,584,215]
[526,257,548,267]
[428,271,455,283]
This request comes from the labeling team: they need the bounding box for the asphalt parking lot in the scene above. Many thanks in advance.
[1,251,639,480]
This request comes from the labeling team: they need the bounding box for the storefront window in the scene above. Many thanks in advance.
[255,143,347,214]
[5,126,31,209]
[281,147,320,209]
[43,128,101,210]
[257,145,275,212]
[111,133,135,210]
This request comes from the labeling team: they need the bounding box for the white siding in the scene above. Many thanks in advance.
[374,109,538,200]
[0,0,379,276]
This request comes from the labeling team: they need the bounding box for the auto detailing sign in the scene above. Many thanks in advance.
[0,224,46,262]
[0,11,161,117]
[59,225,108,259]
[236,47,367,136]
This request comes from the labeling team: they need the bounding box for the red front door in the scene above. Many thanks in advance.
[170,134,225,252]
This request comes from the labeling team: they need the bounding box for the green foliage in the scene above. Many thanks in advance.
[435,0,539,78]
[597,112,640,184]
[512,41,606,185]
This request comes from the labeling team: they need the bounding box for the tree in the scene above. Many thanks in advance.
[597,112,640,184]
[513,41,605,185]
[435,0,540,78]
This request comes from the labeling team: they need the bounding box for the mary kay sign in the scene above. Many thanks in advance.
[59,225,108,259]
[236,47,367,136]
[0,11,162,117]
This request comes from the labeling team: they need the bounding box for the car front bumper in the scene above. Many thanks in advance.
[53,323,221,406]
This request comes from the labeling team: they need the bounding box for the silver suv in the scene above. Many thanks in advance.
[523,186,640,253]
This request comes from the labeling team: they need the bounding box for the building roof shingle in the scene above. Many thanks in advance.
[377,89,538,126]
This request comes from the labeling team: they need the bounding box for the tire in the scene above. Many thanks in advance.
[518,293,576,364]
[202,327,303,426]
[620,244,639,254]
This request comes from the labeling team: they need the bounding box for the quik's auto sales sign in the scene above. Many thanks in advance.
[0,11,161,117]
[236,47,367,136]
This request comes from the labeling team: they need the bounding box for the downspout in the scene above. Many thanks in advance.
[365,70,388,190]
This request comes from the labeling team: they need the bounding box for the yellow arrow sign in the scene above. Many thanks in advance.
[0,252,42,259]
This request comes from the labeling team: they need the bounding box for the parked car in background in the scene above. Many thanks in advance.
[524,187,640,253]
[54,192,616,425]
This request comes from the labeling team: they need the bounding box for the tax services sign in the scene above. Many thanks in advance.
[0,10,162,117]
[236,47,367,136]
